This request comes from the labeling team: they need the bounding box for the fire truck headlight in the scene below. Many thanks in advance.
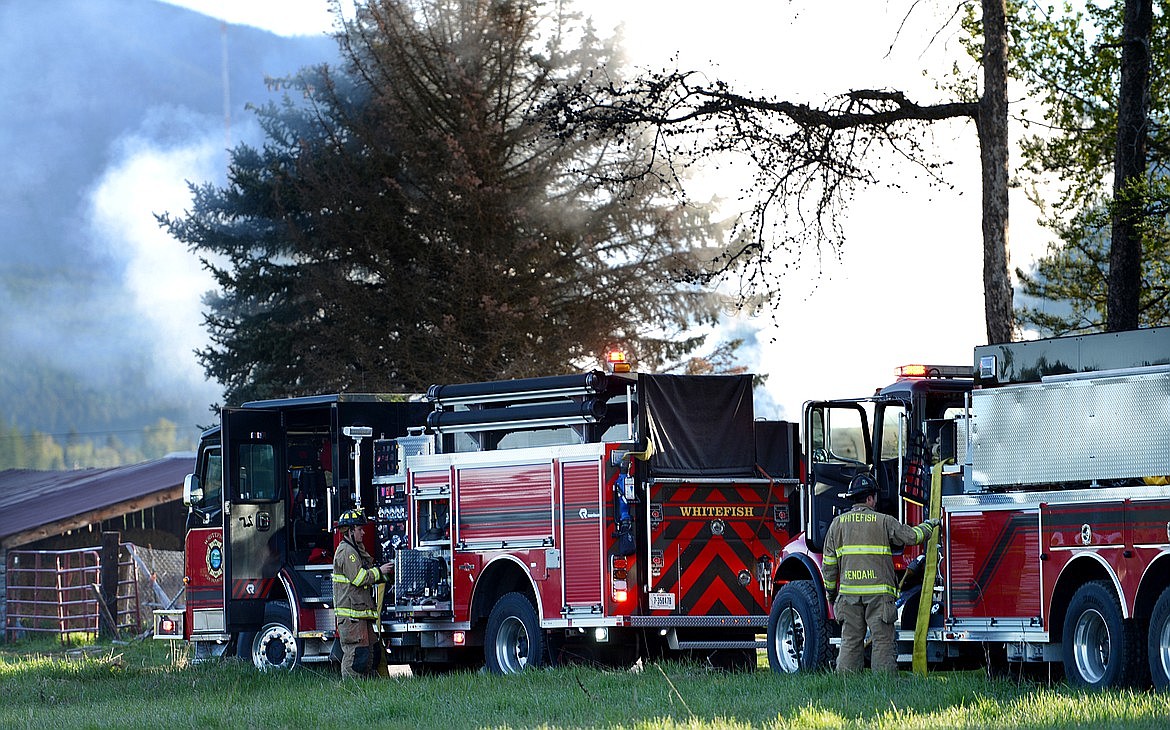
[594,627,609,643]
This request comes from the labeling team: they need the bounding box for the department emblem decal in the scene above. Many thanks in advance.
[206,536,224,580]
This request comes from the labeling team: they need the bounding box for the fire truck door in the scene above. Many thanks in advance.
[222,408,286,632]
[804,401,872,551]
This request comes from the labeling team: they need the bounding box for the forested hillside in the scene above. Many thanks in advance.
[0,357,199,469]
[0,0,335,468]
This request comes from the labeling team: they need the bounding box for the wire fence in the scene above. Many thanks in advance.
[128,544,185,616]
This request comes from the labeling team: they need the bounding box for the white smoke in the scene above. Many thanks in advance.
[86,108,239,404]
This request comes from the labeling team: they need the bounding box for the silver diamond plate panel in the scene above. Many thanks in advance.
[627,615,768,628]
[971,372,1170,488]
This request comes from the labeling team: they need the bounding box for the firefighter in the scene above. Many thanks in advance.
[822,473,939,673]
[333,508,393,678]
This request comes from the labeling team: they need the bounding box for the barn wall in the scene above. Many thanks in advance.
[0,545,6,634]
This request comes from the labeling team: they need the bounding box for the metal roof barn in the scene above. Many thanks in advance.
[0,454,193,549]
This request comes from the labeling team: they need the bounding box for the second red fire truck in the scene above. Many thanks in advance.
[766,325,1170,689]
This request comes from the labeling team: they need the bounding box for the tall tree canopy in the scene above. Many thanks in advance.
[1013,0,1170,333]
[161,0,725,405]
[547,0,1014,344]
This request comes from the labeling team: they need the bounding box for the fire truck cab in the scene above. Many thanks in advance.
[766,363,973,672]
[154,394,430,669]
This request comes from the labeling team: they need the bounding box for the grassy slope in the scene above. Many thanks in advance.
[2,639,1169,729]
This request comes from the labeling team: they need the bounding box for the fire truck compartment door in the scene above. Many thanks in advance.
[560,459,604,607]
[222,407,286,631]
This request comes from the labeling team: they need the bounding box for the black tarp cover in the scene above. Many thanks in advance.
[642,374,755,477]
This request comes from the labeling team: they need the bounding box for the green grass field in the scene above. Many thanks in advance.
[2,638,1169,729]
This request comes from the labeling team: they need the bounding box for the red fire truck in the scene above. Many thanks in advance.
[765,326,1170,690]
[156,358,799,673]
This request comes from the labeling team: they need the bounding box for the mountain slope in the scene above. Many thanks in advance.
[0,0,336,449]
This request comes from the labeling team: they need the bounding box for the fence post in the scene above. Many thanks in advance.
[100,531,121,639]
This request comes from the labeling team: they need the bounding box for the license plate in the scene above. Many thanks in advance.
[649,592,675,610]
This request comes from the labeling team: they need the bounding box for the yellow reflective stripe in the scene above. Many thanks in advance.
[839,584,897,597]
[355,567,387,586]
[913,526,926,542]
[822,555,838,566]
[335,607,378,620]
[835,545,892,557]
[334,569,385,586]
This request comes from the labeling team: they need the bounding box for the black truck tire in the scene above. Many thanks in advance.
[767,580,832,673]
[485,592,546,674]
[1062,580,1144,688]
[1148,586,1170,690]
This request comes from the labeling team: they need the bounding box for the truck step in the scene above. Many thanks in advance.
[675,640,764,650]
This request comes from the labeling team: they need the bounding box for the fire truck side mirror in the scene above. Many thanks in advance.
[183,473,203,507]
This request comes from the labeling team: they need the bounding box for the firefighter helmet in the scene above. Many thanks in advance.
[338,508,369,528]
[844,473,878,500]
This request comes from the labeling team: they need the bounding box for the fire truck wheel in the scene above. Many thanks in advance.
[767,580,831,674]
[1148,586,1170,690]
[251,602,302,671]
[1062,580,1142,689]
[485,592,546,674]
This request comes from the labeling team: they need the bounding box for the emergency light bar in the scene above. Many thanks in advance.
[896,364,974,379]
[606,350,631,373]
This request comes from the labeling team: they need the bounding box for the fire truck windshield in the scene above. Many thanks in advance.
[187,444,223,529]
[200,448,223,511]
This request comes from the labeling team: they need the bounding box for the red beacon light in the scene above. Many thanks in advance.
[898,364,930,378]
[606,350,632,373]
[896,364,974,379]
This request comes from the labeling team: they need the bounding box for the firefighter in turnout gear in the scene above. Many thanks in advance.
[333,509,393,678]
[822,473,939,673]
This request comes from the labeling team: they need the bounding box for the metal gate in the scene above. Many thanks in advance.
[5,545,141,642]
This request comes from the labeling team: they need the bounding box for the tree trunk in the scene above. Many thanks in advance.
[978,0,1013,345]
[1107,0,1152,332]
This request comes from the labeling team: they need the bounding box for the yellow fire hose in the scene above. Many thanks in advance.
[912,461,945,676]
[375,581,390,677]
